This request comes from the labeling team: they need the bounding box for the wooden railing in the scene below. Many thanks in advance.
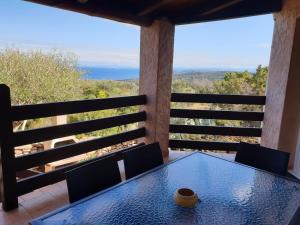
[169,93,266,151]
[0,86,267,210]
[0,84,146,210]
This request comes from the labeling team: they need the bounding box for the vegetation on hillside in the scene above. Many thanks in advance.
[0,49,82,105]
[173,71,225,81]
[0,49,83,130]
[169,66,267,145]
[0,49,268,147]
[69,79,139,138]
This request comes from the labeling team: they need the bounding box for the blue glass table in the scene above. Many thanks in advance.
[30,152,300,225]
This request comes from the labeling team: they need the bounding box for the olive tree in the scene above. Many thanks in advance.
[0,49,83,130]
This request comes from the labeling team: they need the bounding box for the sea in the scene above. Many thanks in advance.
[81,66,139,80]
[80,66,255,80]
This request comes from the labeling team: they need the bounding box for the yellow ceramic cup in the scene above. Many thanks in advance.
[174,188,199,208]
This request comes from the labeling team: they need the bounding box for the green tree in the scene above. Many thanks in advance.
[0,49,83,130]
[212,65,268,96]
[251,65,268,95]
[97,89,109,98]
[213,71,253,95]
[0,49,83,105]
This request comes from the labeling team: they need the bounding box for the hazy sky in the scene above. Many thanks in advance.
[1,0,274,69]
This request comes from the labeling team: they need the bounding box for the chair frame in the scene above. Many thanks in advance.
[65,155,121,203]
[123,142,164,179]
[235,142,290,176]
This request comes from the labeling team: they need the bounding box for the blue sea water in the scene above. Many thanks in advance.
[81,66,139,80]
[80,66,256,80]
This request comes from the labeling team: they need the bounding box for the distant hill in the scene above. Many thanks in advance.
[173,71,226,81]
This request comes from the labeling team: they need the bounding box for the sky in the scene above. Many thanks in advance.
[0,0,274,69]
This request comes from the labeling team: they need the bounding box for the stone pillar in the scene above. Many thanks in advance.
[261,0,300,177]
[139,20,175,157]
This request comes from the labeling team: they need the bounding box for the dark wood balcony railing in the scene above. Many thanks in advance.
[0,86,267,211]
[169,93,266,152]
[0,84,146,210]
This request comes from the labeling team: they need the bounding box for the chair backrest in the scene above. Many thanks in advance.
[123,142,164,179]
[65,155,121,203]
[235,142,290,176]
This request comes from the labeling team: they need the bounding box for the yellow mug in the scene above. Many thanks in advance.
[174,188,199,208]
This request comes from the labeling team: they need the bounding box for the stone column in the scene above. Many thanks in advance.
[261,0,300,177]
[139,20,175,157]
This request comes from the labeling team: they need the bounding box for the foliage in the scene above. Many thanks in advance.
[173,71,225,81]
[170,65,268,146]
[213,65,268,96]
[68,79,139,138]
[0,49,269,147]
[0,49,83,105]
[80,79,138,99]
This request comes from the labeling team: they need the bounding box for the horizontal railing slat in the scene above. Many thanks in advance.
[16,143,145,196]
[12,92,268,199]
[15,128,145,171]
[11,95,147,121]
[170,109,264,121]
[171,93,266,105]
[169,139,239,151]
[169,125,262,137]
[13,112,146,147]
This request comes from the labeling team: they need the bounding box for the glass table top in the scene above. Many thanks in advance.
[31,152,300,225]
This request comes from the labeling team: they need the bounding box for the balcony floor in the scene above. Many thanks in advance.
[0,150,195,225]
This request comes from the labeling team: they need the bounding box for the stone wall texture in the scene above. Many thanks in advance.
[262,0,300,176]
[139,20,175,157]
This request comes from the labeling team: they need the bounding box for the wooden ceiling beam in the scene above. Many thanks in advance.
[200,0,243,17]
[24,0,284,26]
[137,0,174,16]
[172,0,283,25]
[165,0,245,23]
[24,0,153,26]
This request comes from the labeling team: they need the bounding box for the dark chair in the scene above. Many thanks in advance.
[235,142,290,176]
[123,142,164,179]
[65,155,121,203]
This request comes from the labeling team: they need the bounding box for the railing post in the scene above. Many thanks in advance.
[0,84,18,210]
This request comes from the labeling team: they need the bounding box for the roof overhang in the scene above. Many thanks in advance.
[24,0,283,26]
